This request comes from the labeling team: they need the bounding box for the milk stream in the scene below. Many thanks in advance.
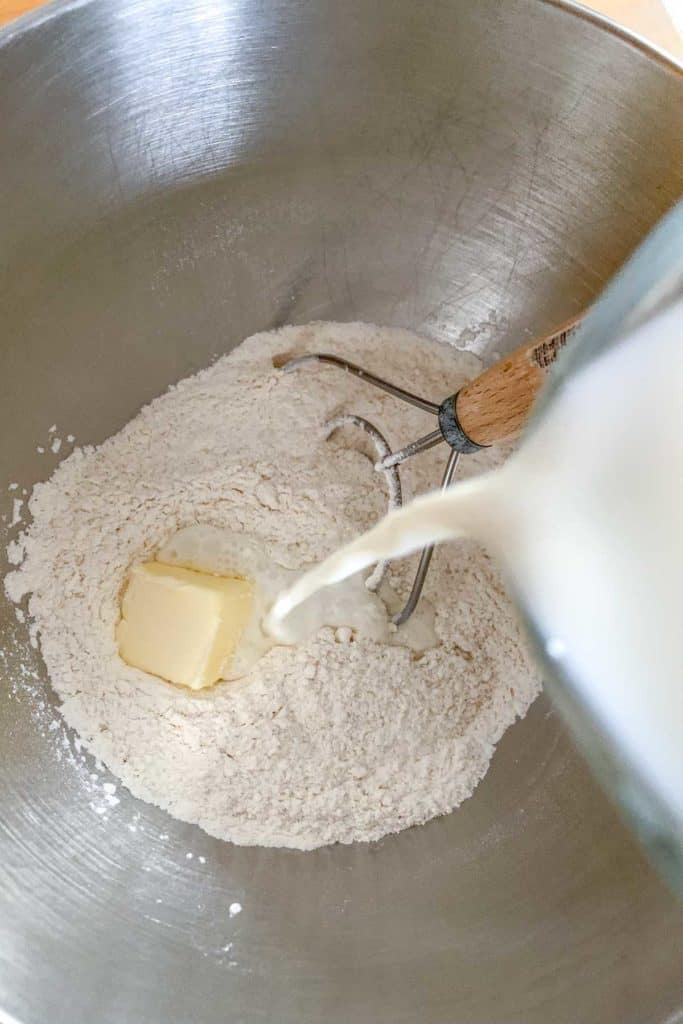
[266,299,683,826]
[158,524,438,680]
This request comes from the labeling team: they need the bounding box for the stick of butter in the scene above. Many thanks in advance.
[117,562,253,690]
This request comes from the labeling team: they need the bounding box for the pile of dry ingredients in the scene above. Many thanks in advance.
[4,322,541,850]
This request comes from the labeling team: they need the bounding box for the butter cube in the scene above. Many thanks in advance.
[117,561,253,690]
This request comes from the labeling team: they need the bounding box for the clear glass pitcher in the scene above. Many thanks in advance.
[522,202,683,892]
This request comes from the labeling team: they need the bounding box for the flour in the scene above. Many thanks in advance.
[4,322,541,850]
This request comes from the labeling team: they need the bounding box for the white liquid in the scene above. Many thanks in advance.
[267,300,683,824]
[158,524,438,679]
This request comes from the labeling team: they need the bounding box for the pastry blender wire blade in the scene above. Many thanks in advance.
[274,315,581,625]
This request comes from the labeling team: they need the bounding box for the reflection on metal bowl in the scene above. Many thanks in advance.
[0,1,682,1022]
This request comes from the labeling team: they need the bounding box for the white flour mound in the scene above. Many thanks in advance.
[4,322,541,850]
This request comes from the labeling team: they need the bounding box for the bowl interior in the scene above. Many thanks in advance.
[1,2,682,1023]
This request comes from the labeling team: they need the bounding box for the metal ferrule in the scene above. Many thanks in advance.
[437,393,484,454]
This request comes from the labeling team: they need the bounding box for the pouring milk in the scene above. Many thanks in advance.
[266,296,683,837]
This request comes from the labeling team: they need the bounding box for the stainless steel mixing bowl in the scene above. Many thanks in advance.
[1,2,682,1022]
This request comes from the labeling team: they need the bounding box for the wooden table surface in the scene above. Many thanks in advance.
[0,0,681,57]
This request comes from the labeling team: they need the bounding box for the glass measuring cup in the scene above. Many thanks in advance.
[518,202,683,892]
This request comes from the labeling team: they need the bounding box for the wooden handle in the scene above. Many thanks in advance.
[455,314,582,446]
